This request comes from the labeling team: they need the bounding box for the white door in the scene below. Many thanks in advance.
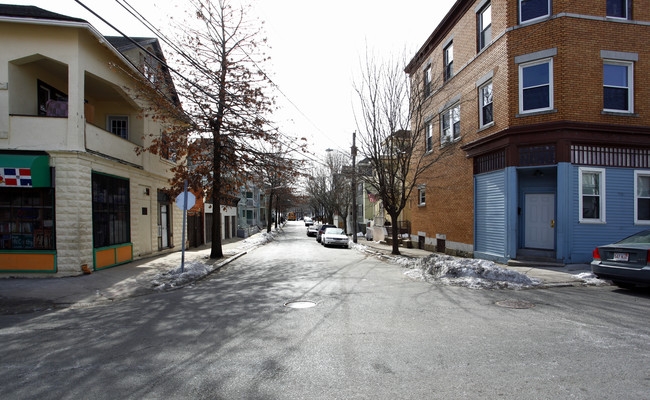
[524,193,555,249]
[160,205,169,248]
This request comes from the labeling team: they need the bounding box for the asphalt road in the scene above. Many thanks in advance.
[1,222,649,399]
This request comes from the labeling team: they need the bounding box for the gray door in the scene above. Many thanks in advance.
[524,193,555,249]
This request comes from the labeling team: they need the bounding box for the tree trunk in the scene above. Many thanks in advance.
[390,212,400,256]
[210,131,223,259]
[266,190,273,233]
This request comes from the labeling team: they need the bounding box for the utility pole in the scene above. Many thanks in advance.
[351,131,357,244]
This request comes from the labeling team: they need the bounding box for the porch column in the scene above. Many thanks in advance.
[66,61,85,150]
[556,162,571,262]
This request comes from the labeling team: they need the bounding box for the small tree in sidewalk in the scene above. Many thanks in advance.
[354,50,451,255]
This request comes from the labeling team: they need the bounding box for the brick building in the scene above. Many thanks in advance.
[406,0,650,263]
[0,5,184,276]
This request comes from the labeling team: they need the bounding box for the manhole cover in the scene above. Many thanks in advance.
[496,299,535,309]
[284,301,316,309]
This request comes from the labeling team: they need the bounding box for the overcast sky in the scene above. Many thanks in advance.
[9,0,456,160]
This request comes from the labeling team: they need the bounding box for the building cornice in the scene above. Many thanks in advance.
[461,121,650,158]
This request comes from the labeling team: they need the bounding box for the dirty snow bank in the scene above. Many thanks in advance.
[152,230,280,290]
[398,253,542,289]
[571,272,608,286]
[352,242,542,289]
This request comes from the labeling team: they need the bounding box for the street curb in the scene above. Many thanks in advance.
[66,250,250,310]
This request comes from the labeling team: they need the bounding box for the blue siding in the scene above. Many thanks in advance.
[475,170,506,259]
[570,166,650,262]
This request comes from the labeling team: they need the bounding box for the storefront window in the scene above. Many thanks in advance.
[0,188,54,249]
[92,172,130,248]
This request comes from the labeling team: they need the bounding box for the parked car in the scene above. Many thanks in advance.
[591,229,650,288]
[321,227,349,248]
[306,225,319,237]
[304,217,314,226]
[316,224,336,243]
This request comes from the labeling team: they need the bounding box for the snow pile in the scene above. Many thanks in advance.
[400,253,542,289]
[152,261,213,290]
[152,230,281,291]
[241,231,278,248]
[573,272,608,286]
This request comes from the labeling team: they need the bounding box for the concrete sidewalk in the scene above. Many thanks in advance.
[0,233,598,315]
[0,236,251,314]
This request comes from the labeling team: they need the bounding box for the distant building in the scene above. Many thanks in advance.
[406,0,650,263]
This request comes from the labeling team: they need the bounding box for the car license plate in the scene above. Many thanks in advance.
[613,253,629,262]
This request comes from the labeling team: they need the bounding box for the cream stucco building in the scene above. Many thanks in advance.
[0,5,184,276]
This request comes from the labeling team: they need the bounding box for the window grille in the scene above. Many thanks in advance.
[519,145,555,166]
[571,145,650,168]
[474,149,505,174]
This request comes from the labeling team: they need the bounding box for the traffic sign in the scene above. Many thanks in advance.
[175,191,196,210]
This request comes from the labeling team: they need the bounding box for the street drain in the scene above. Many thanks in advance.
[496,299,535,309]
[284,301,316,309]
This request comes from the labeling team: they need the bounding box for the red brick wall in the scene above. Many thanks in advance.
[409,0,650,252]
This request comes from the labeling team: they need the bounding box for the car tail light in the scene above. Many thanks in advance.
[592,247,601,260]
[647,250,650,265]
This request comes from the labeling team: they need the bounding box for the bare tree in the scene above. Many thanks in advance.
[305,150,354,228]
[354,50,449,255]
[255,141,304,233]
[133,0,284,259]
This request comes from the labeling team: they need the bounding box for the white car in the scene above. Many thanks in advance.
[304,217,314,226]
[321,227,349,248]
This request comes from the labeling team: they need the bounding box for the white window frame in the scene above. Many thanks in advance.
[479,80,494,128]
[424,119,433,153]
[603,59,634,113]
[418,186,426,206]
[444,42,454,81]
[519,0,551,24]
[107,115,129,140]
[478,2,492,51]
[579,167,606,224]
[423,65,432,98]
[606,0,629,19]
[634,170,650,225]
[440,103,460,145]
[519,58,553,114]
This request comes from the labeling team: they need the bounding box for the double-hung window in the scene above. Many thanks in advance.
[635,171,650,224]
[607,0,630,19]
[479,81,493,127]
[418,186,426,206]
[108,116,129,140]
[478,3,492,51]
[423,65,432,98]
[441,104,460,145]
[603,60,633,113]
[579,168,606,223]
[425,119,433,152]
[519,58,553,114]
[519,0,550,23]
[444,42,453,82]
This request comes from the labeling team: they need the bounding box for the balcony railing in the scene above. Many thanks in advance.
[85,123,143,167]
[8,115,68,151]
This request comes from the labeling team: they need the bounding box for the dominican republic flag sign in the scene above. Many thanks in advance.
[0,168,32,187]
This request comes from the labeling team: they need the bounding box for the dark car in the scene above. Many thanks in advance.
[316,224,336,243]
[591,229,650,287]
